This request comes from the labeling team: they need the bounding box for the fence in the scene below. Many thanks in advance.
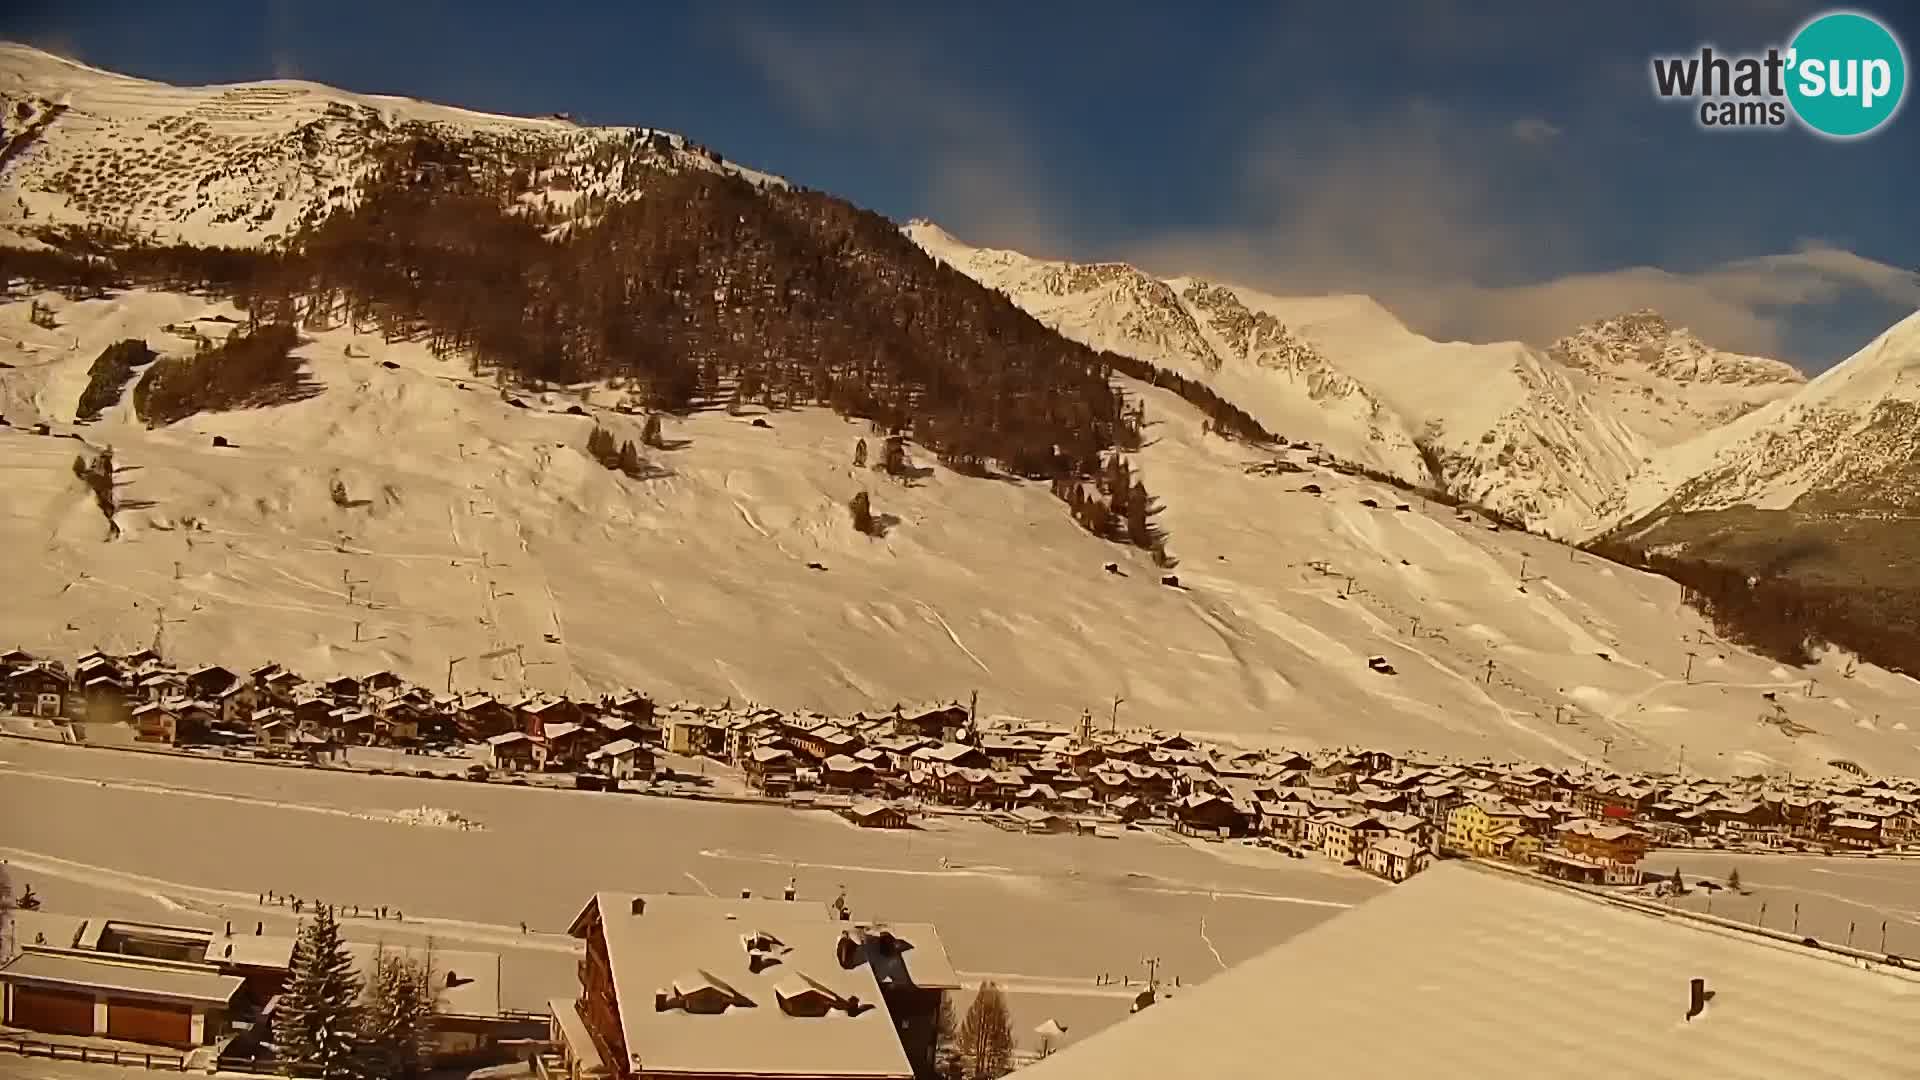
[0,1035,188,1071]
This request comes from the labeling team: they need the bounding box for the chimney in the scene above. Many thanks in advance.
[224,920,233,936]
[740,889,753,900]
[255,922,264,936]
[1686,978,1711,1021]
[630,897,646,916]
[784,879,797,902]
[655,990,671,1012]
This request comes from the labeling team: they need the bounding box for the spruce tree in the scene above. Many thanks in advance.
[617,440,644,477]
[955,982,1014,1080]
[642,413,664,450]
[849,491,876,536]
[852,438,868,469]
[276,904,363,1079]
[359,948,437,1078]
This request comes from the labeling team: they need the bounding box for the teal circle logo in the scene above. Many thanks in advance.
[1786,11,1907,138]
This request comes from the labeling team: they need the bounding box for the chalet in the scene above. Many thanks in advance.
[542,722,595,769]
[457,694,518,739]
[1011,806,1068,834]
[522,698,585,739]
[215,681,258,728]
[587,738,655,782]
[247,662,283,686]
[889,702,971,741]
[136,671,186,703]
[132,702,182,745]
[260,669,302,703]
[1174,793,1247,838]
[844,800,912,829]
[1107,794,1146,821]
[80,675,131,726]
[746,746,798,795]
[788,724,864,763]
[322,675,362,703]
[1825,816,1882,850]
[1578,779,1658,821]
[290,695,334,731]
[119,648,162,670]
[253,714,292,753]
[9,664,70,717]
[1499,773,1550,801]
[487,732,537,772]
[607,693,657,726]
[1553,819,1649,866]
[1362,837,1431,883]
[363,670,404,694]
[185,665,238,699]
[822,754,879,792]
[1375,811,1433,853]
[552,892,957,1080]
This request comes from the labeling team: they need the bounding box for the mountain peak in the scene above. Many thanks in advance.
[1549,310,1804,388]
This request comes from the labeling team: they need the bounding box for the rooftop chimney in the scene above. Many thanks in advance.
[740,889,753,900]
[783,880,798,901]
[1686,977,1713,1021]
[255,922,263,936]
[630,897,646,916]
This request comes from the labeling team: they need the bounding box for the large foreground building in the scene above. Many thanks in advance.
[545,890,960,1080]
[1014,863,1920,1079]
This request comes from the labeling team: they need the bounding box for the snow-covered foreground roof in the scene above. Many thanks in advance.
[5,289,1920,780]
[1016,863,1920,1080]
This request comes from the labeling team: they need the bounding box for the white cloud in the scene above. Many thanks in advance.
[729,20,1067,256]
[1128,101,1916,362]
[1510,117,1563,143]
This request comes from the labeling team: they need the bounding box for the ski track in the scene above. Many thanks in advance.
[917,600,991,674]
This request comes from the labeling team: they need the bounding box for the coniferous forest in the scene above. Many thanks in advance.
[0,131,1313,559]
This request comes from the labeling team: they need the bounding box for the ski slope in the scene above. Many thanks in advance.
[5,289,1919,780]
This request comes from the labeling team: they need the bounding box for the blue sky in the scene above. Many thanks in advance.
[5,0,1916,367]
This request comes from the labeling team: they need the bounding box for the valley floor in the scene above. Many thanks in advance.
[0,738,1383,1051]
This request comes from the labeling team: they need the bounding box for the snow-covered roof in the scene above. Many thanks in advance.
[1013,864,1920,1080]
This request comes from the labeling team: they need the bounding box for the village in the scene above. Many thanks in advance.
[7,644,1920,891]
[5,642,1920,1079]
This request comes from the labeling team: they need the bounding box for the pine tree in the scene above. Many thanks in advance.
[642,413,664,450]
[930,992,959,1080]
[955,982,1014,1080]
[617,439,644,478]
[1726,867,1742,893]
[849,491,877,536]
[359,948,437,1079]
[1669,867,1685,894]
[852,438,868,469]
[276,904,363,1079]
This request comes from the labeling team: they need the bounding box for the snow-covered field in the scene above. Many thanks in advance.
[5,289,1920,780]
[0,739,1384,1047]
[1638,850,1920,957]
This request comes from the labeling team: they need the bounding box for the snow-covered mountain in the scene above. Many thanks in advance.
[0,43,781,248]
[1548,310,1805,451]
[909,225,1803,538]
[1605,309,1920,525]
[7,287,1920,780]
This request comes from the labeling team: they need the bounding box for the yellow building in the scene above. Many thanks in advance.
[1445,800,1534,859]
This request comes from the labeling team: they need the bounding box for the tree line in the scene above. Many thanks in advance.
[132,322,316,426]
[1582,538,1920,675]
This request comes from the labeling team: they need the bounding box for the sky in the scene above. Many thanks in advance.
[4,0,1917,369]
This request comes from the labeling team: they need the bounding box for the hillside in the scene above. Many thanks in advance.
[5,289,1920,781]
[910,224,1806,538]
[0,42,781,248]
[1589,311,1920,676]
